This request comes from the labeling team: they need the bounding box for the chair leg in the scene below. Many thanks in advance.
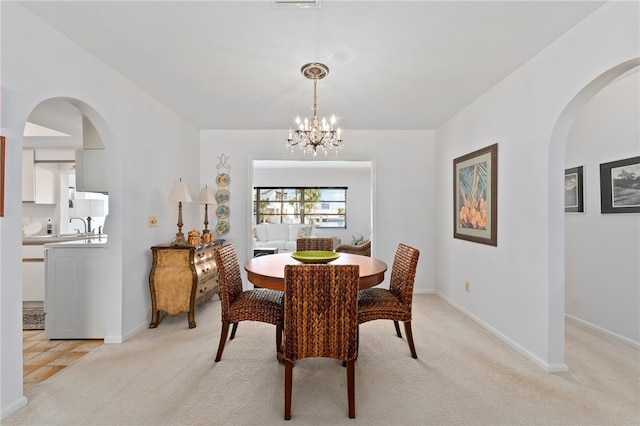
[215,321,230,362]
[394,320,402,338]
[230,322,239,340]
[344,328,359,367]
[347,359,356,418]
[284,360,293,420]
[276,323,283,362]
[403,321,418,359]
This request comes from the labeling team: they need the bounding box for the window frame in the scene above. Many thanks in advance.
[254,186,347,228]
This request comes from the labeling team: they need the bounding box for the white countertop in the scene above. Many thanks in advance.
[44,237,108,249]
[24,233,104,245]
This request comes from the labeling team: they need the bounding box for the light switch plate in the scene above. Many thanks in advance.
[148,216,159,227]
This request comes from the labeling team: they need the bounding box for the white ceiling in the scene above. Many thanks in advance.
[20,0,605,137]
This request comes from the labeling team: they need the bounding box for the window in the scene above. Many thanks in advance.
[254,187,347,228]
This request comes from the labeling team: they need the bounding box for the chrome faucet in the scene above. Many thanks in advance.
[69,217,87,234]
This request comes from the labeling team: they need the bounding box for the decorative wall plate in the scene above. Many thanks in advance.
[216,221,230,235]
[215,189,230,204]
[216,204,230,219]
[216,173,230,187]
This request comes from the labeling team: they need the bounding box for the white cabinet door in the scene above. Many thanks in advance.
[35,149,75,162]
[75,149,108,193]
[22,245,45,301]
[22,150,35,202]
[34,163,57,204]
[22,150,57,204]
[45,246,108,339]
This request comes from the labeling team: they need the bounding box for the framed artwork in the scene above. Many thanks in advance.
[0,136,5,217]
[564,166,584,213]
[453,143,498,246]
[600,156,640,214]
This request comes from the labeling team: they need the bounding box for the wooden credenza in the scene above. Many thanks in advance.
[149,240,224,329]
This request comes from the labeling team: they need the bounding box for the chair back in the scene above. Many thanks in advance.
[296,237,334,252]
[389,243,420,310]
[283,264,359,362]
[213,245,244,320]
[336,240,371,257]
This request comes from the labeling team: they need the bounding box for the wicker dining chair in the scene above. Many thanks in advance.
[357,243,420,358]
[296,237,334,252]
[213,244,284,362]
[283,264,360,420]
[335,239,371,257]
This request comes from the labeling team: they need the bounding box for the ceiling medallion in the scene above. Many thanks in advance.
[287,62,343,156]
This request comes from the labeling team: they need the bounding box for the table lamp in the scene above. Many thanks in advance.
[197,185,216,235]
[169,178,192,245]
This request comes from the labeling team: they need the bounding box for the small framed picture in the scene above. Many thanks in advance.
[600,156,640,214]
[564,166,584,213]
[453,143,498,246]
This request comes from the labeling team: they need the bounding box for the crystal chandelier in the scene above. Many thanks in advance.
[287,63,343,156]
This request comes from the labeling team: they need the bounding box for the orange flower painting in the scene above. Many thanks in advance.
[453,144,497,246]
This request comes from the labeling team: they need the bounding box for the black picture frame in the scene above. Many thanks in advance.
[599,156,640,214]
[453,143,498,246]
[564,166,584,213]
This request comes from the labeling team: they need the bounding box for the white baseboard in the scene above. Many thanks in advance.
[435,291,568,373]
[104,321,148,344]
[565,313,639,349]
[1,396,28,421]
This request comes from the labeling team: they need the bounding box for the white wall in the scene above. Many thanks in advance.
[2,0,637,419]
[252,161,373,248]
[200,129,436,293]
[1,3,201,418]
[565,72,640,346]
[435,1,639,371]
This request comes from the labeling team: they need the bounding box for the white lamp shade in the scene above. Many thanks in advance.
[169,179,193,203]
[197,186,216,205]
[73,199,106,217]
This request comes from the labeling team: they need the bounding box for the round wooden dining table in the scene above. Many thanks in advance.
[244,252,388,291]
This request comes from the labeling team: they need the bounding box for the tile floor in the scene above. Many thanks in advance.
[23,330,103,391]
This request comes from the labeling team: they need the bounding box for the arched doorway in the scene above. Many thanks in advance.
[564,67,639,346]
[20,96,120,375]
[548,58,640,366]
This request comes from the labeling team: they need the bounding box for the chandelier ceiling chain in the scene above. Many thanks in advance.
[287,62,343,156]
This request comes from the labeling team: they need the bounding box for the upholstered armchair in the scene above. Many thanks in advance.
[335,239,371,257]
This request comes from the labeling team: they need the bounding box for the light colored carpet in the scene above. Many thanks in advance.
[6,294,639,425]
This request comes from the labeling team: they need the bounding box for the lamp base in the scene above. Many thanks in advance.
[173,232,187,246]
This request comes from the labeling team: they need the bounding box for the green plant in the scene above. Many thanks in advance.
[351,234,363,245]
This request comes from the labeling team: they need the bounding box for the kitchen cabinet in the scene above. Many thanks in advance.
[34,164,57,204]
[35,149,75,162]
[22,150,57,203]
[75,149,108,193]
[22,150,35,201]
[44,238,108,339]
[149,240,224,329]
[22,245,45,301]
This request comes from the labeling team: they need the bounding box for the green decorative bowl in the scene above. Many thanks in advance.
[290,251,340,264]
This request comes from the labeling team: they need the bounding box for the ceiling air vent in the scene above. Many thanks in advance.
[273,0,321,9]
